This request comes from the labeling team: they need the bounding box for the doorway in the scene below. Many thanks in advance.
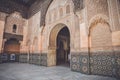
[56,27,70,66]
[3,38,20,62]
[48,24,71,67]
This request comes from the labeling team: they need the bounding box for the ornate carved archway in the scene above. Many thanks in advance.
[48,23,70,66]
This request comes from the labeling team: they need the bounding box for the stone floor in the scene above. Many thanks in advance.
[0,63,118,80]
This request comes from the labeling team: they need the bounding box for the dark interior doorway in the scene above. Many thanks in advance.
[3,38,20,62]
[4,38,20,53]
[56,27,70,67]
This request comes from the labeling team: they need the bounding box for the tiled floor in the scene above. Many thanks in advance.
[0,63,118,80]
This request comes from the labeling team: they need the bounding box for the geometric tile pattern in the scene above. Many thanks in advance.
[90,51,113,77]
[1,51,120,78]
[32,54,41,65]
[29,53,47,66]
[79,53,89,74]
[17,53,47,66]
[70,51,120,78]
[0,54,1,63]
[71,53,80,72]
[0,53,8,62]
[40,53,47,66]
[15,54,19,62]
[1,54,19,62]
[71,52,89,74]
[29,54,33,64]
[115,51,120,78]
[29,54,41,65]
[19,54,28,63]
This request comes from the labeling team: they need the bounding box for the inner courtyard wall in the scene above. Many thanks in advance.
[0,12,7,53]
[0,0,120,78]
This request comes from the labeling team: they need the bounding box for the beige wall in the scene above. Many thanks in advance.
[0,21,5,53]
[45,0,80,53]
[0,0,119,55]
[0,12,25,53]
[0,12,7,53]
[26,11,41,53]
[5,12,24,35]
[22,0,120,54]
[20,19,28,53]
[0,0,119,76]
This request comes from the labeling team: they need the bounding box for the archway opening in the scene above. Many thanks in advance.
[48,24,71,67]
[3,38,20,62]
[56,27,70,66]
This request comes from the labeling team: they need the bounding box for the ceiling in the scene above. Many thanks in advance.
[11,0,37,7]
[0,0,48,18]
